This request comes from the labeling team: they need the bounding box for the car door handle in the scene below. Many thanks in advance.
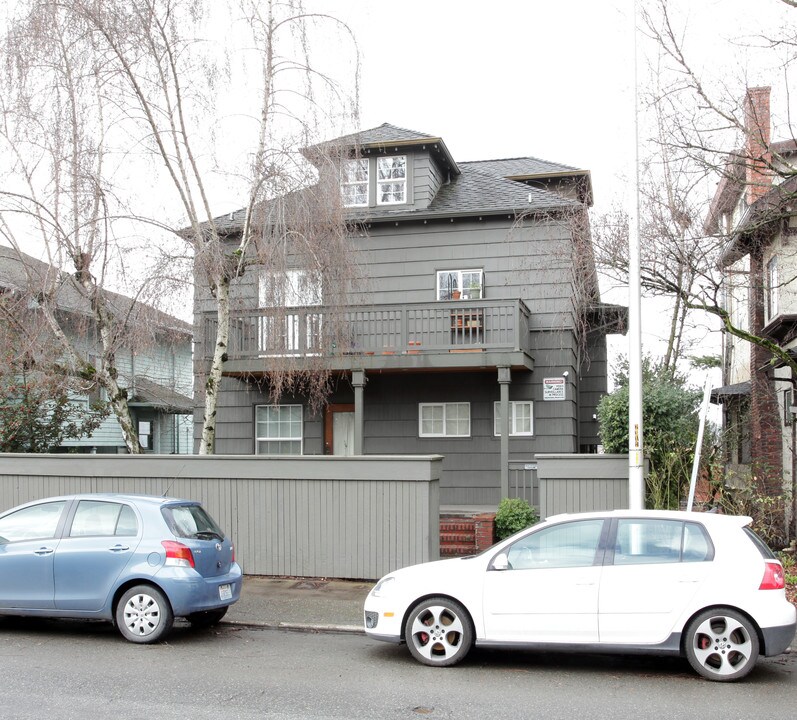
[34,547,55,556]
[109,545,130,552]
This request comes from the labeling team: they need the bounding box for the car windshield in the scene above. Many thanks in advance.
[162,504,225,541]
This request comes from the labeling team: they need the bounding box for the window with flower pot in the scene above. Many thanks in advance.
[436,269,483,300]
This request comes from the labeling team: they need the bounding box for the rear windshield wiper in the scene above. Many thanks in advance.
[193,530,224,541]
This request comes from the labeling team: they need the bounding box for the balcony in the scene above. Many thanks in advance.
[201,299,534,374]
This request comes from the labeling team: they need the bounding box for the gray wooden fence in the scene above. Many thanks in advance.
[0,454,441,580]
[535,453,637,518]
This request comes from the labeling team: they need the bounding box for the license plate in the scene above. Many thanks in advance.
[219,583,232,601]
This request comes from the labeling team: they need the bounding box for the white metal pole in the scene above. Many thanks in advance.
[628,0,645,510]
[686,377,713,512]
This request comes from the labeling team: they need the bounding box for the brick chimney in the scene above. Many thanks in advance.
[743,86,771,205]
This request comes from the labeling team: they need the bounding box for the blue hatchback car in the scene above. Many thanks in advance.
[0,493,242,643]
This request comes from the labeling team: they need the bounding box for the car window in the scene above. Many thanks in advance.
[0,501,67,543]
[613,519,712,565]
[69,500,139,537]
[506,519,604,570]
[163,504,224,540]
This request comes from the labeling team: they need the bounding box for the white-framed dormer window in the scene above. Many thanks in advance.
[255,404,303,455]
[342,158,369,207]
[766,254,779,323]
[419,402,470,437]
[436,269,483,300]
[494,401,534,436]
[377,155,406,204]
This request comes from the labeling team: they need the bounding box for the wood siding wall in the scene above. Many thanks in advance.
[0,454,441,580]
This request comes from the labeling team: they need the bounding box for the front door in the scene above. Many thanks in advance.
[324,404,355,456]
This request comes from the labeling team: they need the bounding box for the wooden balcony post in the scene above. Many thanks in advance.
[498,366,511,498]
[352,369,367,455]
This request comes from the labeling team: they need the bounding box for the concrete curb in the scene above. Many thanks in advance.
[223,619,364,635]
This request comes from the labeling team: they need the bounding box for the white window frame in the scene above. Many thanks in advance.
[255,404,303,455]
[494,401,534,436]
[436,269,484,300]
[342,158,369,207]
[418,402,471,438]
[376,155,407,205]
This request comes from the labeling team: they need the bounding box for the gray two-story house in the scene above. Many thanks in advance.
[195,123,624,507]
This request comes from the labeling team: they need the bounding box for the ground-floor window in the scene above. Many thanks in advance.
[255,404,303,454]
[493,400,534,436]
[419,402,470,437]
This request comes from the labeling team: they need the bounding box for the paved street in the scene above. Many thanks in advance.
[2,618,797,720]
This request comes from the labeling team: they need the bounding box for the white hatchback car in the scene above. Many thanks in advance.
[364,510,796,681]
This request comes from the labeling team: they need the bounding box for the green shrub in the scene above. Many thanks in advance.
[494,498,539,541]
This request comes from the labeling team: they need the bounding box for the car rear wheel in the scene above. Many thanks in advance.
[187,607,228,628]
[684,608,760,681]
[404,597,473,667]
[115,585,174,644]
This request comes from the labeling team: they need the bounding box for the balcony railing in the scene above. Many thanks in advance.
[201,299,531,362]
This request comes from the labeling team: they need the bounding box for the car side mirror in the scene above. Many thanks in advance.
[490,552,510,571]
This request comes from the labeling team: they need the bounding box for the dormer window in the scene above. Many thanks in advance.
[377,156,406,204]
[342,159,369,207]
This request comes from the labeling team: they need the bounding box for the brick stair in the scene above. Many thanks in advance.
[439,513,495,557]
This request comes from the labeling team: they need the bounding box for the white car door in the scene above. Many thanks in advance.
[599,518,713,645]
[482,518,606,643]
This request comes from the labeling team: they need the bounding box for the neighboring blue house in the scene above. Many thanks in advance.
[0,246,193,454]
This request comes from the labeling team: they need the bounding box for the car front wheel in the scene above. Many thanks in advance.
[684,608,760,681]
[115,585,174,644]
[404,597,473,667]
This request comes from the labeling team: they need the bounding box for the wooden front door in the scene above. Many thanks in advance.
[324,404,355,455]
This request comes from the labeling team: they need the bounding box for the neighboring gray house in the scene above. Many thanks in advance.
[0,246,193,454]
[195,124,625,506]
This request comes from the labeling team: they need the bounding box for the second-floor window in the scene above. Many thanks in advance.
[258,270,322,354]
[377,156,406,204]
[342,159,369,207]
[437,269,483,300]
[766,255,779,323]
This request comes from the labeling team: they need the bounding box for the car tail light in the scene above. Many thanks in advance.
[231,544,235,563]
[760,561,785,590]
[162,540,195,568]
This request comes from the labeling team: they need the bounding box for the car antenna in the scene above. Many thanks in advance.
[162,463,187,498]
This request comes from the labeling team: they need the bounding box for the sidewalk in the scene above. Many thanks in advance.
[224,575,371,633]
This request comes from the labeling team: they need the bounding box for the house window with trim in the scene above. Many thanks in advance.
[419,402,470,437]
[436,269,483,300]
[494,401,534,436]
[766,255,779,323]
[342,159,369,207]
[377,155,406,204]
[255,404,303,455]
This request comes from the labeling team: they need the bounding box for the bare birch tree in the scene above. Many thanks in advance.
[1,0,360,454]
[64,0,361,454]
[0,1,170,452]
